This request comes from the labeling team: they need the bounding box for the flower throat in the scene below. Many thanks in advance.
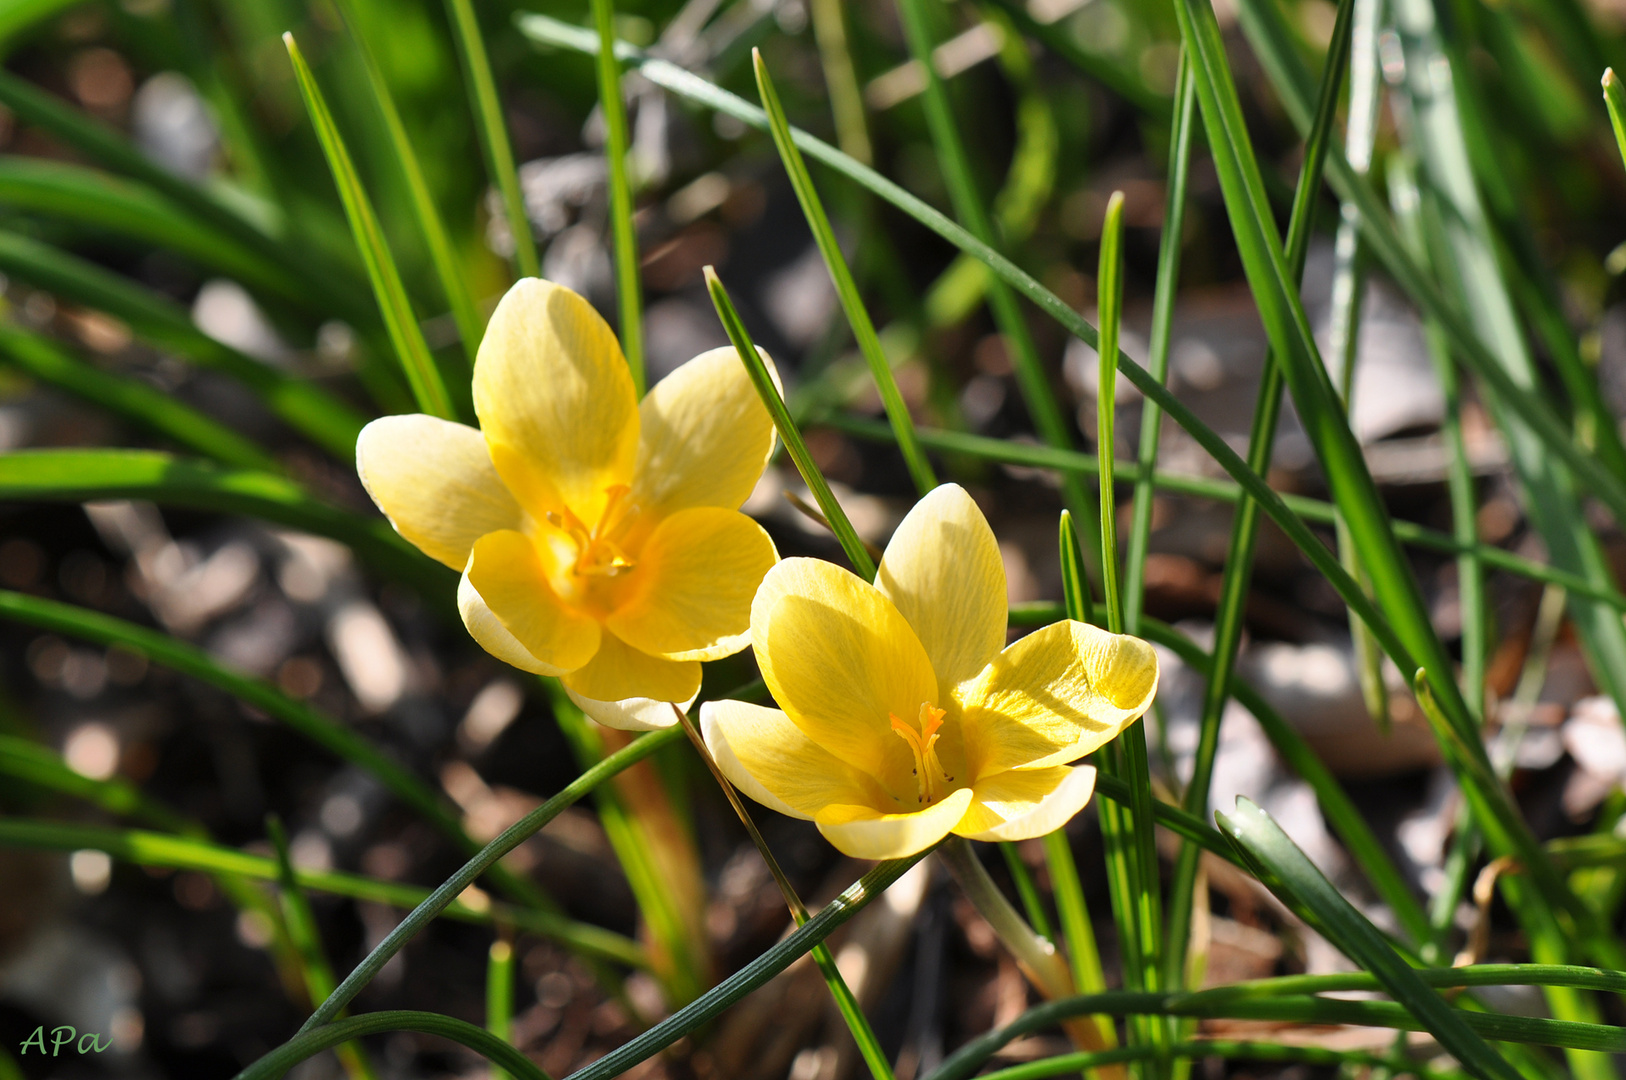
[890,702,954,804]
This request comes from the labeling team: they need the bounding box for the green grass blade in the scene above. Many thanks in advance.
[1604,69,1626,171]
[970,1041,1459,1080]
[1138,619,1433,944]
[706,266,876,579]
[237,1010,551,1080]
[0,734,191,834]
[754,49,936,495]
[1230,0,1626,531]
[1096,191,1127,635]
[808,0,873,164]
[842,415,1626,611]
[892,0,1101,580]
[1124,51,1196,632]
[0,589,538,898]
[295,726,684,1032]
[0,449,443,595]
[267,816,379,1080]
[512,14,1416,674]
[0,230,367,460]
[1171,0,1616,973]
[1216,800,1520,1080]
[334,0,485,367]
[592,0,645,394]
[0,323,278,471]
[445,0,539,280]
[1164,0,1356,994]
[0,158,315,308]
[487,939,516,1080]
[283,32,453,420]
[0,817,642,966]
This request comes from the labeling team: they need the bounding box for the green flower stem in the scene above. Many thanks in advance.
[939,835,1116,1065]
[487,938,516,1080]
[706,266,876,580]
[592,0,645,394]
[670,705,895,1080]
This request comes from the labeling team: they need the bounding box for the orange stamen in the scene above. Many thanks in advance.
[889,703,950,804]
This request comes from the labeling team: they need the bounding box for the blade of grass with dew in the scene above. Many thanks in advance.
[0,157,316,308]
[293,725,684,1032]
[267,816,379,1080]
[0,323,279,471]
[1217,799,1521,1080]
[0,450,443,595]
[445,0,538,279]
[839,415,1626,610]
[1094,190,1167,1072]
[756,49,936,494]
[0,817,643,966]
[333,0,484,370]
[0,587,554,911]
[592,0,644,394]
[284,32,453,420]
[516,15,1422,664]
[1164,0,1356,994]
[237,1010,551,1080]
[487,939,516,1080]
[1123,51,1196,630]
[0,229,367,459]
[706,266,876,578]
[1170,0,1619,971]
[550,686,711,1006]
[892,0,1102,583]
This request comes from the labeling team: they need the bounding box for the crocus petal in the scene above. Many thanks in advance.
[814,787,974,860]
[701,699,887,820]
[607,507,778,662]
[876,483,1007,693]
[462,530,600,676]
[751,557,939,780]
[954,765,1097,842]
[562,633,699,731]
[959,620,1159,778]
[473,279,639,524]
[356,414,523,570]
[632,346,779,518]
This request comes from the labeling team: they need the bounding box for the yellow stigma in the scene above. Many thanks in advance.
[547,484,638,578]
[889,702,952,804]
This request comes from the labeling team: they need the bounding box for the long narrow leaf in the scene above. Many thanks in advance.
[0,323,278,471]
[284,33,453,420]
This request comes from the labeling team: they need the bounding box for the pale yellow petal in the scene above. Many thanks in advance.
[954,765,1097,842]
[814,787,974,860]
[462,530,600,676]
[876,483,1006,693]
[701,699,886,820]
[356,414,523,570]
[751,557,938,779]
[560,631,701,730]
[633,346,779,517]
[607,507,777,662]
[959,620,1159,778]
[473,278,638,524]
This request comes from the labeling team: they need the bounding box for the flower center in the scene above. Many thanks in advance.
[547,484,639,579]
[890,702,955,805]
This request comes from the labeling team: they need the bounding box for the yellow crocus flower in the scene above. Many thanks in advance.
[703,484,1157,860]
[356,278,779,730]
